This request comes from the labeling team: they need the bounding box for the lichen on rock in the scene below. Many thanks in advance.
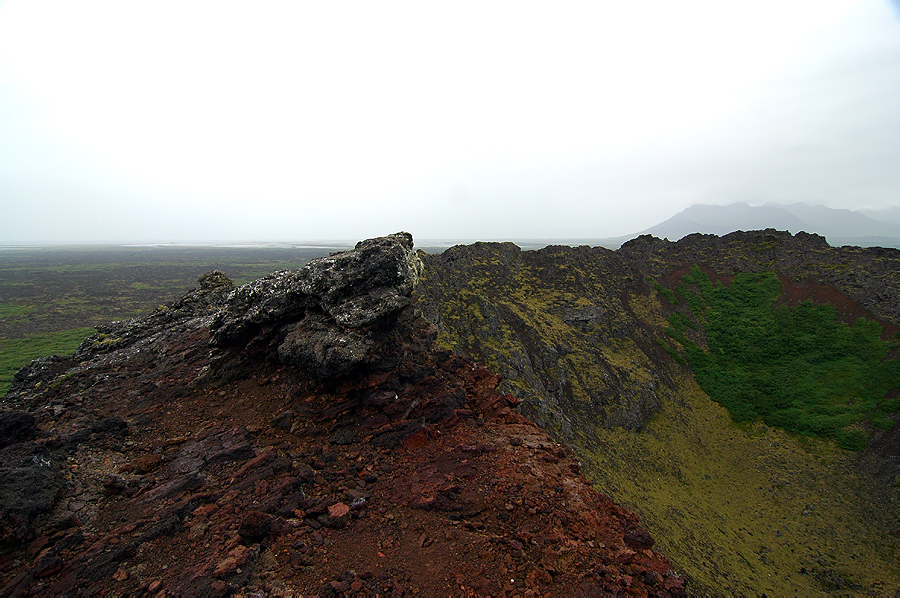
[210,231,423,378]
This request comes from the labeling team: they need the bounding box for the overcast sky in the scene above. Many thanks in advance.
[1,1,899,243]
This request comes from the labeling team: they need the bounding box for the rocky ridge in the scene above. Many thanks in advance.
[0,234,684,597]
[417,228,900,445]
[416,242,662,438]
[618,229,900,326]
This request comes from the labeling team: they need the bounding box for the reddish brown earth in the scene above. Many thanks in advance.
[776,275,899,338]
[0,235,684,597]
[666,263,899,338]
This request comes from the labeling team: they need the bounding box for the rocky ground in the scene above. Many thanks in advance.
[0,234,684,597]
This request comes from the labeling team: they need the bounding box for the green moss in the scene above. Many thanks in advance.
[91,332,123,348]
[669,268,900,449]
[423,245,656,434]
[577,375,900,595]
[657,338,686,364]
[871,416,895,431]
[0,327,95,396]
[650,278,678,305]
[48,373,72,389]
[677,284,705,316]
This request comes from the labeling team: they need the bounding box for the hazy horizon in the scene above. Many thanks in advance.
[3,1,900,243]
[3,202,900,248]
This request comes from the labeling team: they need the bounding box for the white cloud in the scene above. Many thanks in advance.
[0,0,897,241]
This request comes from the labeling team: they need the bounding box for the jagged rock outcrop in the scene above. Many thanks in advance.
[0,233,683,597]
[208,232,423,378]
[210,232,421,337]
[416,242,665,436]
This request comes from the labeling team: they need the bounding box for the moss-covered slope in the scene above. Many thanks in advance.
[579,373,899,596]
[417,231,900,596]
[416,242,670,438]
[664,265,900,450]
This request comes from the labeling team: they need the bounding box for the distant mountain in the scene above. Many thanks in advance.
[770,203,900,240]
[638,202,900,248]
[639,203,802,240]
[860,205,900,225]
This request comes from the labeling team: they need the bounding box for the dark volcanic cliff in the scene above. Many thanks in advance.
[416,242,665,438]
[0,234,683,597]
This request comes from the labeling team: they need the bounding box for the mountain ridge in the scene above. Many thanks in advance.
[636,202,900,248]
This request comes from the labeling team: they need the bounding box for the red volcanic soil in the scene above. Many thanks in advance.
[665,264,897,339]
[0,304,684,597]
[776,275,899,338]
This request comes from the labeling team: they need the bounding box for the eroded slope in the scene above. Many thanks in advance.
[417,242,668,438]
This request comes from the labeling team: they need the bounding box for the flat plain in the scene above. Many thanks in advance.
[0,245,346,394]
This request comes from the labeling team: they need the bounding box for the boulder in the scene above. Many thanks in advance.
[210,232,423,378]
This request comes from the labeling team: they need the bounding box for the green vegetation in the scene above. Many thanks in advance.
[649,278,677,305]
[0,245,340,397]
[656,338,686,364]
[667,264,900,450]
[0,303,33,318]
[0,327,95,395]
[578,374,900,595]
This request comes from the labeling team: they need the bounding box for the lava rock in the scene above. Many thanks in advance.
[328,428,356,446]
[209,232,423,379]
[199,270,234,291]
[0,442,64,548]
[277,315,374,378]
[238,510,273,542]
[0,410,36,448]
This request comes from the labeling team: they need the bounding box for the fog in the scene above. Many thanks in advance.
[1,1,899,243]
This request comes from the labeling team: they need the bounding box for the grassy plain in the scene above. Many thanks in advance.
[0,245,340,395]
[0,327,97,394]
